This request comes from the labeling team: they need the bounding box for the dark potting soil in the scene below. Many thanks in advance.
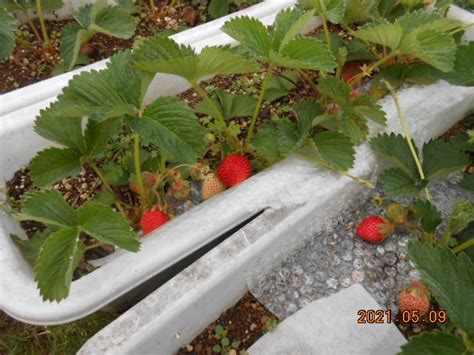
[177,292,278,355]
[0,1,253,94]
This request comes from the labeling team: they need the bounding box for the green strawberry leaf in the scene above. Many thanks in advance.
[294,99,325,137]
[459,174,474,192]
[370,133,418,177]
[221,16,272,59]
[47,68,136,122]
[16,190,77,228]
[422,139,470,180]
[195,89,257,119]
[34,111,85,153]
[313,131,355,172]
[272,37,336,72]
[264,70,298,103]
[300,0,347,24]
[437,43,474,87]
[89,4,136,39]
[276,119,300,156]
[77,204,139,252]
[11,231,50,267]
[60,24,94,71]
[134,38,260,81]
[341,110,369,145]
[209,0,229,18]
[272,8,315,51]
[412,200,442,234]
[84,117,122,158]
[126,96,206,164]
[355,22,403,51]
[446,200,474,238]
[408,241,474,338]
[379,168,426,197]
[35,228,84,301]
[0,9,16,61]
[89,190,116,206]
[351,94,387,126]
[400,331,467,355]
[29,147,82,187]
[318,76,351,104]
[251,125,281,162]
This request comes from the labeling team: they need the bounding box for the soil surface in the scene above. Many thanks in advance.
[0,1,252,93]
[177,292,278,355]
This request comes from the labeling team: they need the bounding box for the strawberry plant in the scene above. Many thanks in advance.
[0,0,63,59]
[59,0,137,71]
[13,190,139,301]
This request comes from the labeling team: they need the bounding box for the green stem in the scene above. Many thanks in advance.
[246,65,274,148]
[322,16,331,54]
[300,151,375,189]
[190,80,241,152]
[449,22,474,36]
[133,133,148,208]
[149,0,157,15]
[384,80,432,203]
[89,160,128,218]
[190,80,226,126]
[23,10,42,42]
[452,239,474,254]
[15,35,40,53]
[35,0,50,47]
[297,69,318,95]
[349,52,397,87]
[85,241,109,251]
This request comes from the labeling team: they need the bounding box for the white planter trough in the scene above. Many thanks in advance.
[79,76,474,354]
[0,0,293,116]
[1,4,473,328]
[0,0,296,326]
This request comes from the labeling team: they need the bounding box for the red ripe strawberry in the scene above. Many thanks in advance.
[140,209,170,236]
[399,281,431,315]
[217,154,252,187]
[356,216,394,243]
[202,173,226,200]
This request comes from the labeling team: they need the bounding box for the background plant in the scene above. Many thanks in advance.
[0,0,63,60]
[59,0,137,71]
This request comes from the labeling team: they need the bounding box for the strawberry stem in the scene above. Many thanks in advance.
[299,151,375,189]
[133,133,149,210]
[88,160,128,219]
[246,65,274,150]
[452,238,474,254]
[383,80,433,203]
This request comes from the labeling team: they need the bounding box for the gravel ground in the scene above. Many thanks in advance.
[250,177,473,320]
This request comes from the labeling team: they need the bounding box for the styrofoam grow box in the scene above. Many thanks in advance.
[1,4,473,327]
[0,0,293,116]
[79,74,474,355]
[0,0,296,326]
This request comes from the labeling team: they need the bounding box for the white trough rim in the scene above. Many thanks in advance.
[79,76,474,355]
[0,0,295,116]
[1,4,473,326]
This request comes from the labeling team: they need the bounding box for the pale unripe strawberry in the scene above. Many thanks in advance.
[399,281,431,315]
[202,173,226,200]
